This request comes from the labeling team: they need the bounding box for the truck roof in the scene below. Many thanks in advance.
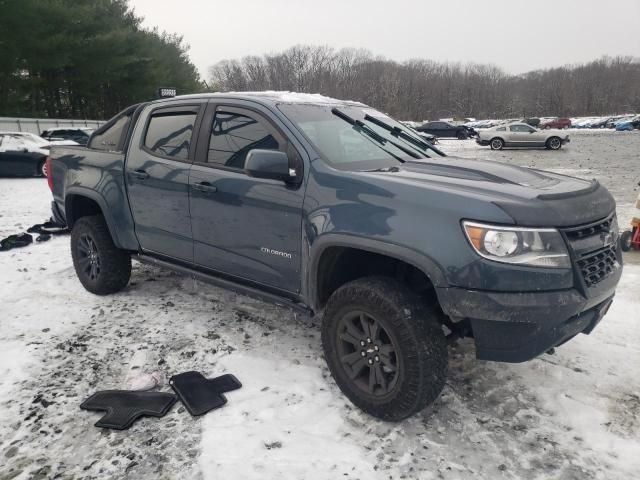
[151,91,365,108]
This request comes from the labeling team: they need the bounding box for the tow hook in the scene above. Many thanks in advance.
[546,347,556,355]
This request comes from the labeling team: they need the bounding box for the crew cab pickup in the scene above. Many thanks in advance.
[49,92,623,420]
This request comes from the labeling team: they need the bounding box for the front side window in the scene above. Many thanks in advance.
[208,110,279,169]
[510,124,534,133]
[144,111,196,160]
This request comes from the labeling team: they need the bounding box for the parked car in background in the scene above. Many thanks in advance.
[615,115,640,131]
[41,127,93,145]
[0,133,50,176]
[523,117,540,127]
[476,123,570,150]
[539,118,571,129]
[2,131,77,148]
[416,121,476,139]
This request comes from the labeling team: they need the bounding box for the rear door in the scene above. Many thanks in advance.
[126,102,204,261]
[188,102,304,293]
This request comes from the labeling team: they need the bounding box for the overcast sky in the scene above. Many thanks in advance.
[130,0,640,79]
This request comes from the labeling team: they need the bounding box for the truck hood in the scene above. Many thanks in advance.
[361,157,615,227]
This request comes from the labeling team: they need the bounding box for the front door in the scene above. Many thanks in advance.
[125,103,203,261]
[509,124,538,146]
[189,103,304,293]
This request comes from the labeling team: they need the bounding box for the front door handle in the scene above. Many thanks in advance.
[129,169,149,180]
[192,181,217,193]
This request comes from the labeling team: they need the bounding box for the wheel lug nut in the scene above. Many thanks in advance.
[375,356,380,362]
[368,359,373,365]
[374,345,379,351]
[360,340,366,346]
[367,338,372,343]
[361,351,366,357]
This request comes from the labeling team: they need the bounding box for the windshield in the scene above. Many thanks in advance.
[278,104,435,171]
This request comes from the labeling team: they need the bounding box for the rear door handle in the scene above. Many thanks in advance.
[129,169,149,180]
[192,181,217,193]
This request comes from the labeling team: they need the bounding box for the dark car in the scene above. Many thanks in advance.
[49,92,622,421]
[415,121,476,139]
[42,128,93,146]
[539,118,572,129]
[0,133,48,176]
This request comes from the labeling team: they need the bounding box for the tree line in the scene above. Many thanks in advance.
[0,0,202,120]
[209,46,640,121]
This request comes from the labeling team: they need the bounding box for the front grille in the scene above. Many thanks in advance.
[563,214,620,288]
[576,245,618,287]
[564,215,615,241]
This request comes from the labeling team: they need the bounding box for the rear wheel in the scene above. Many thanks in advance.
[71,215,131,295]
[621,230,633,252]
[490,138,504,150]
[546,137,562,150]
[321,276,448,421]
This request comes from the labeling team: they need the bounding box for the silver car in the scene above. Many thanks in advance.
[476,122,570,150]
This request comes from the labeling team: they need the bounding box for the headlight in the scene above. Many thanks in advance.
[462,221,571,268]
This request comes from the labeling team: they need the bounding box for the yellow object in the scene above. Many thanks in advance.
[632,217,640,228]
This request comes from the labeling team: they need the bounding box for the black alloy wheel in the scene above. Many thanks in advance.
[336,310,399,397]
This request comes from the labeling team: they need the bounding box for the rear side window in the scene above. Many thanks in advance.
[144,111,197,160]
[208,110,279,169]
[90,114,131,151]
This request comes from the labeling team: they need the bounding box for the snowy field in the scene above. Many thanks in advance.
[1,131,639,480]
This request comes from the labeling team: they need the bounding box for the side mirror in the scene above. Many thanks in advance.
[244,149,294,182]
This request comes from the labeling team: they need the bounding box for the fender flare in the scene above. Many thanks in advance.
[306,233,448,310]
[64,186,123,248]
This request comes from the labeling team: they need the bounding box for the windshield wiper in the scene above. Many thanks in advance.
[363,114,446,157]
[331,108,419,161]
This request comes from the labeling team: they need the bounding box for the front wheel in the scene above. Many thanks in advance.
[37,160,47,177]
[490,138,504,150]
[457,131,468,140]
[321,276,448,421]
[71,215,131,295]
[546,137,562,150]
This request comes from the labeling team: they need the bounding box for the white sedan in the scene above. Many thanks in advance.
[476,123,570,150]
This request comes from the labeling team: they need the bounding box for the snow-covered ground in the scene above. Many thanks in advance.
[1,133,639,479]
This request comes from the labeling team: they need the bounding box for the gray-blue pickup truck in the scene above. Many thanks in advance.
[48,92,623,420]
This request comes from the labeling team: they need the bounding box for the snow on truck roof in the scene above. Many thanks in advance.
[158,91,365,106]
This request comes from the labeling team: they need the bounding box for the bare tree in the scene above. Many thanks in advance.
[209,47,640,119]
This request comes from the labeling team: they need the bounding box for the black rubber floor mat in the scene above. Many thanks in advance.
[0,233,33,251]
[170,372,242,416]
[80,390,177,430]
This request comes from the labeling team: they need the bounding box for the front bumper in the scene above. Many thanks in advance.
[437,265,620,362]
[562,137,571,144]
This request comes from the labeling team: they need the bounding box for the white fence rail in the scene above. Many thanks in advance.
[0,117,104,135]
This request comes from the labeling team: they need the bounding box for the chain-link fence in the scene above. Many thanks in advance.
[0,117,104,135]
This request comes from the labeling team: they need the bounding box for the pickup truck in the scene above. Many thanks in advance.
[48,92,623,421]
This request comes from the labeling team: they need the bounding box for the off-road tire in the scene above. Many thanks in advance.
[490,137,504,150]
[620,230,633,252]
[71,215,131,295]
[321,276,448,421]
[546,136,562,150]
